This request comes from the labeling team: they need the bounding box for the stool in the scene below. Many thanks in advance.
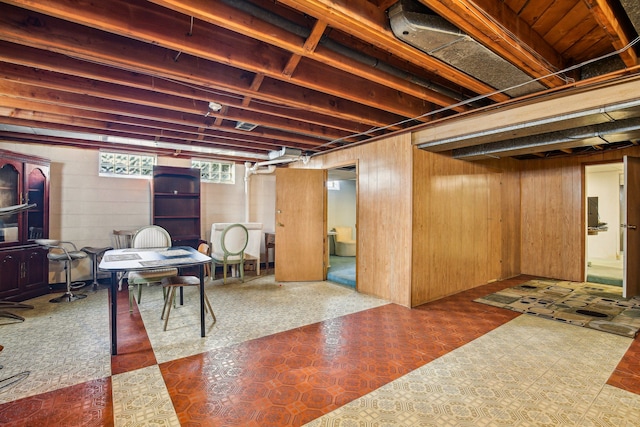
[0,300,33,322]
[160,276,215,331]
[37,239,88,303]
[81,246,112,290]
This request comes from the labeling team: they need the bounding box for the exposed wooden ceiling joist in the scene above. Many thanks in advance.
[0,0,637,162]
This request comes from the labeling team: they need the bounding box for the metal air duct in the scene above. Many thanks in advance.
[619,0,640,36]
[388,0,545,98]
[452,117,640,160]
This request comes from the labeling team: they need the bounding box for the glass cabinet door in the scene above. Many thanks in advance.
[26,166,47,241]
[0,162,21,244]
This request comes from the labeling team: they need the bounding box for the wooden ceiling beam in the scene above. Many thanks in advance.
[0,7,405,132]
[1,43,381,135]
[283,20,327,78]
[241,0,509,102]
[1,0,439,120]
[0,114,284,153]
[0,92,335,149]
[147,0,475,109]
[0,131,268,162]
[583,0,638,67]
[0,61,371,137]
[0,75,352,143]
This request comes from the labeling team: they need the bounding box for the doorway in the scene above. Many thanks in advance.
[326,165,357,287]
[585,163,623,288]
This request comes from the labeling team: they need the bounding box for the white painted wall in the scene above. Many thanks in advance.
[327,179,356,253]
[586,166,622,260]
[0,142,276,282]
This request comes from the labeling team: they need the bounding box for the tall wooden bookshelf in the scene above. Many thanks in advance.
[151,165,201,249]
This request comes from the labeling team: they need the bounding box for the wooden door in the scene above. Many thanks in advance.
[623,156,640,298]
[275,168,326,281]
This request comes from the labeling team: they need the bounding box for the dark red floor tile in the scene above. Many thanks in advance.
[0,378,113,427]
[608,335,640,393]
[110,286,157,375]
[160,288,521,427]
[608,368,640,393]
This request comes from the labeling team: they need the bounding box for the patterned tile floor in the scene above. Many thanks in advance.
[1,274,640,426]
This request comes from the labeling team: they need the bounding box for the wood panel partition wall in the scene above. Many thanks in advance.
[411,149,504,306]
[300,134,413,307]
[517,145,640,282]
[520,158,583,281]
[478,157,522,280]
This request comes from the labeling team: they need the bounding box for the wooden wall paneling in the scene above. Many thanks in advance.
[300,134,413,307]
[521,162,545,277]
[499,163,521,279]
[518,146,640,283]
[411,150,502,306]
[488,170,503,281]
[544,164,563,279]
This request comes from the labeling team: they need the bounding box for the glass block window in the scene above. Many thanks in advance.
[192,159,235,184]
[99,151,155,178]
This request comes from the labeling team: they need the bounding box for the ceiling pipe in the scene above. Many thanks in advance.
[244,161,277,223]
[418,98,640,151]
[452,116,640,160]
[220,0,470,104]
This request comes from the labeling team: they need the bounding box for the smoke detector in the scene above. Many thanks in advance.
[208,101,222,112]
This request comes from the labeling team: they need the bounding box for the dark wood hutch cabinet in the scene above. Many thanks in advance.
[152,165,201,249]
[0,149,50,301]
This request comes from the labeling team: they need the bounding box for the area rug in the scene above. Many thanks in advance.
[474,279,640,338]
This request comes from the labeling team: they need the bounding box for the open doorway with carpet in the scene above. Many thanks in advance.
[586,163,623,288]
[327,165,356,288]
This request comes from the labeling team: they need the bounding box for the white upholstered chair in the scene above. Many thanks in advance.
[211,223,248,284]
[126,225,177,311]
[210,222,263,275]
[333,226,356,257]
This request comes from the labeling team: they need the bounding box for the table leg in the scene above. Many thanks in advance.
[110,271,118,355]
[200,264,205,337]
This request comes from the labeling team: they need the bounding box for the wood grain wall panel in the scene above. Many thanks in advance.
[299,134,413,307]
[517,146,640,282]
[501,163,521,279]
[299,135,640,306]
[411,149,503,306]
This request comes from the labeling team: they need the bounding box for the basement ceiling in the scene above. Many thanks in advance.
[0,0,639,163]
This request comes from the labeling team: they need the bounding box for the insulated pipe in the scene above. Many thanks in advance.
[452,116,640,159]
[419,99,640,151]
[220,0,468,103]
[244,161,277,223]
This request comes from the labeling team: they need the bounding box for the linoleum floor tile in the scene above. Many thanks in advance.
[0,377,113,427]
[111,287,157,376]
[0,289,111,404]
[305,315,634,427]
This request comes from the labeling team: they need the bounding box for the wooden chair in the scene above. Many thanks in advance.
[160,275,215,331]
[197,242,211,278]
